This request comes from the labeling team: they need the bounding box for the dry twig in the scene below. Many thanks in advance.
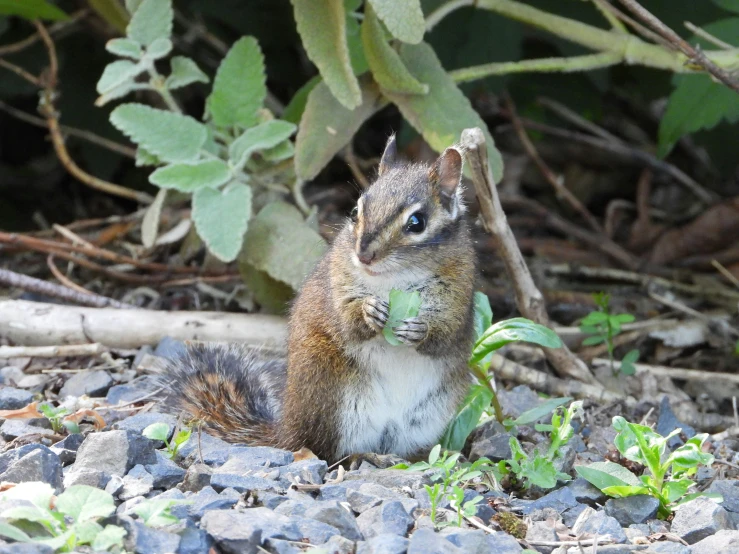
[0,343,106,359]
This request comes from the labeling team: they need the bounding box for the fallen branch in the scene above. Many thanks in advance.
[592,358,739,385]
[0,343,106,359]
[0,299,287,349]
[460,127,597,385]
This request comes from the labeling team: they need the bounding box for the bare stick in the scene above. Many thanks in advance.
[0,268,135,309]
[46,254,94,297]
[460,127,596,384]
[617,0,739,94]
[592,358,739,385]
[0,343,106,359]
[0,10,86,57]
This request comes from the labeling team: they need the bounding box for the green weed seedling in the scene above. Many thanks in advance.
[143,422,191,459]
[580,293,639,377]
[38,403,78,435]
[576,416,720,517]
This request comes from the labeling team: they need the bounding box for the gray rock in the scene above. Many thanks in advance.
[357,500,413,539]
[210,473,284,494]
[107,514,180,554]
[145,450,185,488]
[235,507,302,541]
[223,446,294,468]
[0,445,62,492]
[105,474,124,496]
[498,385,542,419]
[178,432,231,465]
[261,492,289,510]
[525,521,559,554]
[0,419,53,440]
[264,539,302,554]
[576,511,628,543]
[201,510,262,554]
[114,412,178,437]
[566,477,606,506]
[293,516,341,544]
[323,534,356,554]
[442,528,522,554]
[305,500,363,540]
[0,545,53,554]
[106,375,161,405]
[605,495,660,525]
[517,486,580,515]
[0,387,33,409]
[70,430,157,479]
[671,496,733,544]
[279,459,327,485]
[345,469,431,490]
[407,528,463,553]
[562,503,588,528]
[348,488,384,513]
[120,464,154,500]
[318,482,362,501]
[357,533,410,554]
[274,497,315,517]
[117,495,146,515]
[469,432,513,462]
[64,468,108,489]
[188,486,239,520]
[707,480,739,513]
[50,433,84,465]
[58,370,113,398]
[177,525,214,554]
[647,542,691,554]
[181,462,212,492]
[154,336,187,359]
[690,530,739,554]
[0,444,45,474]
[485,531,523,553]
[414,487,451,511]
[656,397,695,449]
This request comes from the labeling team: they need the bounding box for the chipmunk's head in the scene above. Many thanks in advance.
[347,135,467,282]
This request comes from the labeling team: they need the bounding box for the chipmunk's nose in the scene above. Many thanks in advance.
[357,250,376,265]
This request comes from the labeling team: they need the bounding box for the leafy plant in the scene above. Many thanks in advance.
[0,483,125,552]
[579,293,639,377]
[96,0,325,293]
[576,416,719,517]
[143,422,191,459]
[38,403,78,435]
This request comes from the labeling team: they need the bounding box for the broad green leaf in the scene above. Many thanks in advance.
[0,0,68,20]
[71,520,104,545]
[384,42,503,183]
[507,397,571,427]
[613,313,636,324]
[96,60,144,95]
[283,76,321,125]
[470,317,562,365]
[295,77,382,180]
[291,0,361,109]
[612,416,664,474]
[383,289,422,346]
[0,521,31,543]
[580,311,608,325]
[88,0,129,33]
[239,262,295,315]
[136,146,161,167]
[345,0,368,75]
[173,429,191,447]
[146,37,172,60]
[37,530,74,551]
[166,56,209,90]
[472,291,493,342]
[581,336,605,346]
[241,202,327,290]
[0,482,54,510]
[133,498,182,527]
[669,440,715,470]
[150,160,231,192]
[367,0,424,44]
[56,485,116,522]
[142,422,171,442]
[714,0,739,12]
[110,104,207,163]
[575,461,641,491]
[1,505,53,524]
[601,485,651,498]
[126,0,172,47]
[428,444,441,465]
[440,385,494,451]
[619,349,639,376]
[362,3,428,95]
[262,140,295,163]
[207,36,266,129]
[663,479,693,503]
[520,454,559,489]
[229,120,297,168]
[92,525,127,551]
[192,182,252,262]
[141,188,166,248]
[105,38,142,59]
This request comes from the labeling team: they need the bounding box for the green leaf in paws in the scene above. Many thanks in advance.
[126,0,172,47]
[110,104,207,163]
[96,60,145,95]
[382,289,422,346]
[150,160,231,192]
[366,0,424,44]
[55,485,116,522]
[192,182,252,262]
[166,56,209,90]
[105,38,142,59]
[206,36,266,129]
[229,120,297,169]
[470,317,562,365]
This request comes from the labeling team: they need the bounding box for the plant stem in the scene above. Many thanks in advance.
[470,363,505,424]
[148,68,182,114]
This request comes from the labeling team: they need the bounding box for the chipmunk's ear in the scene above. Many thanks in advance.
[429,147,463,211]
[378,134,398,175]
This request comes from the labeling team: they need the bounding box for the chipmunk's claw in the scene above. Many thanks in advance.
[362,296,389,332]
[393,317,428,347]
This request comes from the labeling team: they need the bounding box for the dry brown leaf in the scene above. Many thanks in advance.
[0,482,17,492]
[292,446,318,462]
[0,402,43,419]
[64,408,106,430]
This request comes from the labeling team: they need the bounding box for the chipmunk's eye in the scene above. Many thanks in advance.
[350,206,358,223]
[405,212,426,233]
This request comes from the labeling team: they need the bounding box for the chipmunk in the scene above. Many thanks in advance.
[160,136,477,463]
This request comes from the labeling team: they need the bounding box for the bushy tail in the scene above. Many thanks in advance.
[158,342,286,446]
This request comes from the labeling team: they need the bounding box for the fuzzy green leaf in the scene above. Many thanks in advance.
[150,160,231,192]
[207,36,266,129]
[470,317,562,365]
[241,202,327,290]
[295,77,381,180]
[91,525,126,551]
[142,422,171,442]
[126,0,172,47]
[110,104,207,163]
[229,120,297,168]
[125,0,143,13]
[55,485,116,522]
[105,38,142,59]
[133,498,182,527]
[345,0,368,75]
[146,37,172,60]
[136,146,161,167]
[575,461,641,491]
[71,520,104,545]
[440,385,493,451]
[96,60,144,95]
[383,289,422,346]
[0,505,53,524]
[283,76,321,125]
[291,0,361,109]
[262,140,295,162]
[366,0,424,44]
[192,182,252,262]
[166,56,209,90]
[0,0,68,20]
[384,42,503,183]
[362,3,428,95]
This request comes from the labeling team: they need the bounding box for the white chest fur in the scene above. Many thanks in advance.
[336,336,457,458]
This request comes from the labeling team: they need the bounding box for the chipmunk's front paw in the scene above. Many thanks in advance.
[393,317,428,347]
[362,296,389,332]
